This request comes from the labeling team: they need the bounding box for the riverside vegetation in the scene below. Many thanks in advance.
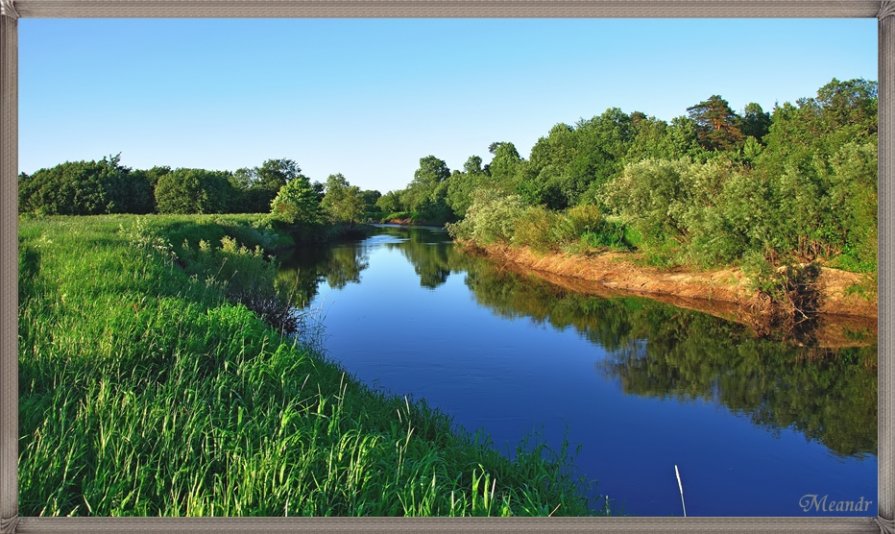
[19,215,594,516]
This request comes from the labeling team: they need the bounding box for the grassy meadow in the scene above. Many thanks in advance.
[18,214,594,517]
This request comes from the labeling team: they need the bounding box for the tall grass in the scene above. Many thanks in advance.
[18,214,597,517]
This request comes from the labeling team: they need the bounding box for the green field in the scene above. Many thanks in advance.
[18,214,594,517]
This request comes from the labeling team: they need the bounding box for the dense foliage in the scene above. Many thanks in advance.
[18,155,154,215]
[370,78,876,277]
[269,174,325,225]
[154,168,235,214]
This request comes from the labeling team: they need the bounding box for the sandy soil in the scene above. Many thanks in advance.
[463,242,877,348]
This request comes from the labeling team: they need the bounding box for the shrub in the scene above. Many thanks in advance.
[447,189,526,244]
[601,159,692,245]
[382,211,411,222]
[565,204,631,250]
[580,223,630,250]
[824,142,878,272]
[741,249,780,297]
[511,206,560,251]
[565,204,603,235]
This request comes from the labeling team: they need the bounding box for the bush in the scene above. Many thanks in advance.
[601,159,692,245]
[741,249,780,296]
[580,223,630,250]
[382,211,411,222]
[447,189,526,244]
[511,206,561,251]
[564,204,601,234]
[235,187,278,214]
[824,142,878,272]
[564,204,631,250]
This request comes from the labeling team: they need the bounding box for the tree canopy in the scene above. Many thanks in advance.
[155,168,234,214]
[270,174,325,225]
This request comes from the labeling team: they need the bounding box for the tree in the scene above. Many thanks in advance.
[376,191,405,217]
[154,168,235,214]
[463,155,483,174]
[360,189,383,221]
[257,158,301,190]
[228,159,305,213]
[129,165,170,213]
[741,102,771,141]
[562,110,634,207]
[666,116,706,160]
[741,136,764,167]
[626,114,675,162]
[523,124,577,208]
[269,175,324,224]
[405,155,451,215]
[687,95,744,151]
[446,164,488,219]
[231,167,257,190]
[415,155,451,185]
[815,78,877,132]
[601,159,692,243]
[19,155,153,215]
[484,142,523,192]
[321,173,366,224]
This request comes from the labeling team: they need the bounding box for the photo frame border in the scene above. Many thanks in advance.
[0,1,890,532]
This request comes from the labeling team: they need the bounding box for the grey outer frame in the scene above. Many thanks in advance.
[0,1,890,533]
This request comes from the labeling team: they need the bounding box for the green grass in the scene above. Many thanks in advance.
[18,214,596,517]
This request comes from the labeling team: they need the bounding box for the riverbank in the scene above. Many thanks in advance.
[18,214,593,517]
[461,242,877,346]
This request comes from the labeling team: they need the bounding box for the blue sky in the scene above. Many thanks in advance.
[20,18,876,192]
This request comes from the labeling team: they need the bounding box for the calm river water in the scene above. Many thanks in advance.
[276,225,877,516]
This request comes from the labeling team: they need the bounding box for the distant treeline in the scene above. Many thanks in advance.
[18,158,384,225]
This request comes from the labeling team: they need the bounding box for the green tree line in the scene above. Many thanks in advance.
[18,156,383,226]
[21,78,878,275]
[374,78,876,276]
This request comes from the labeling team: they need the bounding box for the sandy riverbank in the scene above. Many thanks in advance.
[462,242,877,348]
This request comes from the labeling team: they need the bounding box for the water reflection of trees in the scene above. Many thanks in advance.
[381,226,462,289]
[276,245,369,307]
[277,226,877,458]
[460,263,877,458]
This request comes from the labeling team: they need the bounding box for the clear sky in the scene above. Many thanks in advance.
[19,18,876,192]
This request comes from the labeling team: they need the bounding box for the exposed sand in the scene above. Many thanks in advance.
[463,242,877,348]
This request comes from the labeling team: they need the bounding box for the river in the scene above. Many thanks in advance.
[275,224,877,517]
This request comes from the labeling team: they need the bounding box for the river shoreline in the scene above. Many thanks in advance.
[460,241,878,347]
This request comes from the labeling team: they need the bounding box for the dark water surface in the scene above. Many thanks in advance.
[277,225,877,516]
